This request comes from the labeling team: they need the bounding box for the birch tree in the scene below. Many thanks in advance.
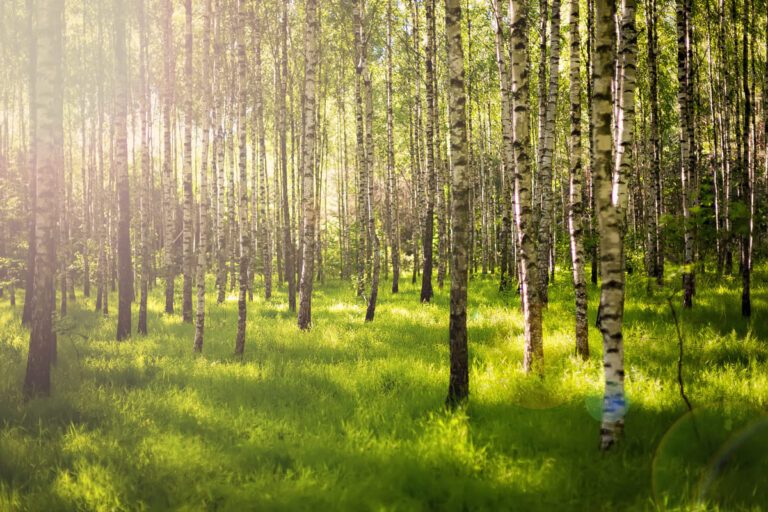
[536,0,561,305]
[568,0,588,359]
[594,0,626,450]
[162,0,175,315]
[181,0,194,323]
[234,0,250,355]
[445,0,470,406]
[509,0,544,373]
[24,0,63,397]
[298,0,319,330]
[420,0,437,303]
[194,0,213,352]
[115,0,131,341]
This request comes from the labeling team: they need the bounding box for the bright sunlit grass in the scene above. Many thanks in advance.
[1,268,767,510]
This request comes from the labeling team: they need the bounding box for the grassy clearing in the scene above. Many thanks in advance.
[1,269,767,511]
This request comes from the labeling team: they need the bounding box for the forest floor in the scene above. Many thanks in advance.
[1,268,767,511]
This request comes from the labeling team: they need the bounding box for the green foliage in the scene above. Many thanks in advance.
[1,269,768,510]
[729,200,751,237]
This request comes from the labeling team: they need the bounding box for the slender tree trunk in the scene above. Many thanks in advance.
[615,0,638,303]
[740,0,752,316]
[387,0,400,294]
[273,59,284,285]
[445,0,470,406]
[181,0,194,323]
[280,4,296,312]
[138,0,150,335]
[60,145,69,317]
[81,62,90,299]
[163,0,175,314]
[339,82,350,280]
[194,0,213,352]
[24,0,62,397]
[115,0,131,341]
[436,63,447,290]
[537,0,561,306]
[235,0,250,355]
[227,111,237,294]
[509,0,544,373]
[587,0,599,287]
[536,0,548,176]
[676,0,694,308]
[420,0,437,303]
[354,0,367,297]
[351,0,381,321]
[646,0,662,285]
[254,7,271,301]
[568,0,589,359]
[214,0,226,304]
[298,0,319,330]
[22,0,37,327]
[363,54,381,322]
[490,0,514,293]
[594,0,626,450]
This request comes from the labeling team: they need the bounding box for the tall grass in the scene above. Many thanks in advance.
[1,268,766,510]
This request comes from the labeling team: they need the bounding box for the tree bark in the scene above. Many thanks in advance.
[163,0,175,315]
[280,4,296,312]
[387,0,400,294]
[24,0,63,397]
[194,0,213,352]
[645,0,663,285]
[138,0,150,336]
[509,0,544,373]
[445,0,470,406]
[235,0,250,355]
[536,0,561,306]
[490,0,514,293]
[615,0,638,303]
[594,0,626,450]
[568,0,588,359]
[676,0,694,308]
[421,0,437,303]
[740,0,753,317]
[21,0,37,327]
[181,0,194,323]
[298,0,319,330]
[115,0,131,341]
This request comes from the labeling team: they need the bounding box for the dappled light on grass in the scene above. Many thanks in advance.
[1,270,768,509]
[652,406,768,510]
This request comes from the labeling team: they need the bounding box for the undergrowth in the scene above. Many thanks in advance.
[1,268,766,511]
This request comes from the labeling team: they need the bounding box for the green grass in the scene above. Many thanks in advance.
[1,268,767,511]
